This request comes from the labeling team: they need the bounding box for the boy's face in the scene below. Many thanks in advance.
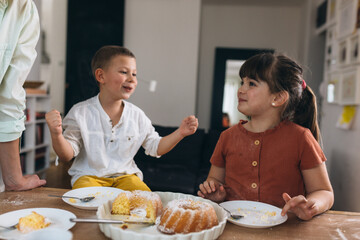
[98,55,137,100]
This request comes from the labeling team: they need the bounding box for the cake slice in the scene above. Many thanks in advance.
[17,211,51,233]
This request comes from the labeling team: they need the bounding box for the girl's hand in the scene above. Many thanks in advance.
[45,109,63,136]
[179,115,198,137]
[197,180,226,203]
[281,193,319,220]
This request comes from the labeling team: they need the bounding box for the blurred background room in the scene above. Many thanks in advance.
[24,0,360,213]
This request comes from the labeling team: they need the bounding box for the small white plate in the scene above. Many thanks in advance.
[220,200,287,228]
[0,208,76,239]
[63,187,124,210]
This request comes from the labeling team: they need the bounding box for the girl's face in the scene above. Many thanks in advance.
[99,55,137,100]
[237,77,275,117]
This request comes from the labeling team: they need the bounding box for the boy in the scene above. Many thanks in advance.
[46,45,198,190]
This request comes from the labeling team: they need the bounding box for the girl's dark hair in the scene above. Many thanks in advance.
[239,52,320,142]
[91,45,135,78]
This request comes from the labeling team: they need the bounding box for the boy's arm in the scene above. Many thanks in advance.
[45,110,74,162]
[157,115,198,155]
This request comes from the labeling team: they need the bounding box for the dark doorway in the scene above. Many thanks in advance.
[65,0,125,114]
[210,47,274,131]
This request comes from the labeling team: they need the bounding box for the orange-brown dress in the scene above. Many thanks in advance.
[157,199,218,234]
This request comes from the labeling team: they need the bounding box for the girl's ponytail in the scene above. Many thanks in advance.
[293,85,320,142]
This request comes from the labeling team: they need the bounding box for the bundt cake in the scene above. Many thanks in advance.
[158,199,218,234]
[17,211,51,233]
[111,190,162,223]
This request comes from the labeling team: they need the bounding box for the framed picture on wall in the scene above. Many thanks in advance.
[340,67,360,105]
[325,26,338,72]
[350,32,360,63]
[338,0,357,39]
[327,0,337,25]
[338,39,349,66]
[327,71,341,104]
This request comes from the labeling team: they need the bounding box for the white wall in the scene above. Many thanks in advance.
[124,0,201,127]
[27,0,42,81]
[40,0,67,113]
[197,0,305,129]
[321,104,360,211]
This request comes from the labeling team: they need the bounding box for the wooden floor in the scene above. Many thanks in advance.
[42,160,72,189]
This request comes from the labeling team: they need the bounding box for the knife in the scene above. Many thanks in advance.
[69,218,154,225]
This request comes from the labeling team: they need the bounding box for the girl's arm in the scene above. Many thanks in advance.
[157,116,198,156]
[198,165,226,203]
[281,162,334,220]
[45,110,74,162]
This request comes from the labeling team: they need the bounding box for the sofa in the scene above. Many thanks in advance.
[134,125,221,196]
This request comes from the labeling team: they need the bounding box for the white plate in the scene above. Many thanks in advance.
[24,228,73,240]
[63,187,124,210]
[220,200,287,228]
[0,208,76,240]
[97,191,228,240]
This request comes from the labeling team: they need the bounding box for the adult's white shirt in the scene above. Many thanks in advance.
[0,0,40,192]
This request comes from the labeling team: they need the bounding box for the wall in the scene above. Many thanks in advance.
[317,0,360,212]
[27,0,41,81]
[123,0,201,127]
[321,104,360,211]
[197,0,306,130]
[40,0,68,113]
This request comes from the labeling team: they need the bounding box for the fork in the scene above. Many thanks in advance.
[48,194,95,202]
[0,223,17,230]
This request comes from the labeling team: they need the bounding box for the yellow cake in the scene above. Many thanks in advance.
[111,190,162,223]
[17,211,51,233]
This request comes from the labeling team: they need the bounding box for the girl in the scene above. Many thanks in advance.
[198,53,333,220]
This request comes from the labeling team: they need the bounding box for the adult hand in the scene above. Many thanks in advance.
[45,110,63,136]
[6,174,46,191]
[179,115,198,137]
[281,193,318,220]
[198,180,226,203]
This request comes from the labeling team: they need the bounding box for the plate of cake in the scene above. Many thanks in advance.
[219,200,288,228]
[62,187,124,210]
[0,208,76,239]
[97,190,228,240]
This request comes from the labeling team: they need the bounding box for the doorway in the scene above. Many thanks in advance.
[210,47,274,130]
[65,0,125,114]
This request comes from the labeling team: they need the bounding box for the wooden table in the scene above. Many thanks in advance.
[0,187,359,239]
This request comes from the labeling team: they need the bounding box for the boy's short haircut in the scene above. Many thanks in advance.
[91,45,136,78]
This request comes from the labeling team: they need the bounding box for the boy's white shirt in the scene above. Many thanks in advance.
[62,94,161,186]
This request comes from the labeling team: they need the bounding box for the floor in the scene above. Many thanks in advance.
[42,160,72,189]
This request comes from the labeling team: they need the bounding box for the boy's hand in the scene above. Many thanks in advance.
[45,110,63,136]
[281,193,318,220]
[198,180,226,203]
[179,115,198,137]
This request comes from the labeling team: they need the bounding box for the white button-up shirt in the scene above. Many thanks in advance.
[0,0,39,192]
[63,95,162,186]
